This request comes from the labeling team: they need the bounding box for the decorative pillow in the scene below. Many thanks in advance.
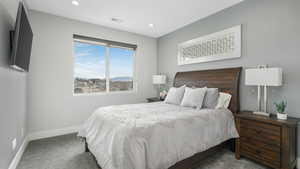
[203,88,219,109]
[215,92,232,109]
[180,87,207,108]
[164,85,186,105]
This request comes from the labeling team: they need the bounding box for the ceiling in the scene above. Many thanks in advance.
[26,0,243,38]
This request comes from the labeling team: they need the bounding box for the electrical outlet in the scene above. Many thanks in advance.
[12,138,17,150]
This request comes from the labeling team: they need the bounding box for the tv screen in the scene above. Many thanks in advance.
[10,3,33,72]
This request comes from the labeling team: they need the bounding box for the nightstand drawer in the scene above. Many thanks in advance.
[240,137,280,152]
[240,119,281,146]
[235,111,300,169]
[241,142,280,168]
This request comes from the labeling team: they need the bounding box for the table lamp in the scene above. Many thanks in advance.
[245,66,282,116]
[152,75,166,98]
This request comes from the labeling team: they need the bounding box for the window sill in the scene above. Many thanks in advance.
[73,90,137,96]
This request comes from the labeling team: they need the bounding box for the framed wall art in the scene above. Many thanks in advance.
[178,25,241,65]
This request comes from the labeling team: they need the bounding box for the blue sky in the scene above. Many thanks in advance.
[74,41,134,79]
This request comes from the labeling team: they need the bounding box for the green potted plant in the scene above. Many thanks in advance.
[159,85,169,101]
[274,101,287,120]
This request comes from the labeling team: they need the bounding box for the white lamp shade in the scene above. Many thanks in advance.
[245,68,282,86]
[152,75,166,84]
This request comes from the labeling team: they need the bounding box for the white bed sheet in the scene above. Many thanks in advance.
[78,102,239,169]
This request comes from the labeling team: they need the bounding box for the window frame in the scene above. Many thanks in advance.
[72,37,137,96]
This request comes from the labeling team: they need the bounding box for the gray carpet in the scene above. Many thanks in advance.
[17,134,268,169]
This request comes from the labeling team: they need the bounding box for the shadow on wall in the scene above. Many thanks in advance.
[0,4,13,68]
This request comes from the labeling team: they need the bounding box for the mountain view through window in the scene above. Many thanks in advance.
[74,40,134,94]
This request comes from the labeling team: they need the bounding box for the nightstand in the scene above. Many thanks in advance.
[235,111,299,169]
[146,97,163,103]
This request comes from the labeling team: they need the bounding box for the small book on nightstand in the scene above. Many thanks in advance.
[234,111,299,169]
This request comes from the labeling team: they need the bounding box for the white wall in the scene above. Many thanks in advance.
[27,10,157,133]
[0,0,28,168]
[158,0,300,117]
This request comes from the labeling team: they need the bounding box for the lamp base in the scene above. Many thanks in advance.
[253,111,270,117]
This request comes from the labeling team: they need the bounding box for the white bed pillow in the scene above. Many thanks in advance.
[215,92,232,109]
[164,85,186,105]
[203,88,219,109]
[180,87,207,108]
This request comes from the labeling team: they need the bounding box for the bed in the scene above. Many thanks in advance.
[78,67,242,169]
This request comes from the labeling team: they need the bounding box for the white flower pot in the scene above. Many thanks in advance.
[277,113,287,120]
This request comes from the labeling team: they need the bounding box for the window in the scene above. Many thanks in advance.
[73,35,136,94]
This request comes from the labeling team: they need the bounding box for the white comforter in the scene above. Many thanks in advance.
[78,102,239,169]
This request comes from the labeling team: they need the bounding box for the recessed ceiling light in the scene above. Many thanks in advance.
[111,18,123,23]
[149,24,154,28]
[72,0,79,6]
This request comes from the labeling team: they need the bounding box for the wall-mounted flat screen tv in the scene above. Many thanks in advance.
[10,3,33,72]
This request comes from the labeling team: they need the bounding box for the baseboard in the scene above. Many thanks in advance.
[8,137,29,169]
[27,125,80,141]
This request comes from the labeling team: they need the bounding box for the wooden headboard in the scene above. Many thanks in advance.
[173,67,242,114]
